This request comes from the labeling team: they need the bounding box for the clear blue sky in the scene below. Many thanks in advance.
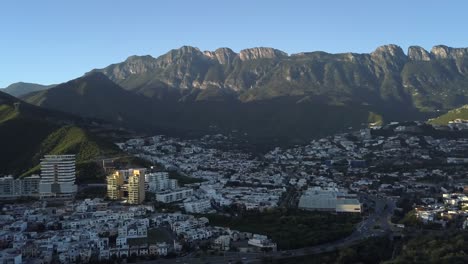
[1,0,467,87]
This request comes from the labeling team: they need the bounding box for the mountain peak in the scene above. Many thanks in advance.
[431,45,451,59]
[408,46,432,61]
[204,48,237,64]
[0,90,17,105]
[372,44,406,58]
[239,47,287,61]
[431,45,468,60]
[125,55,155,62]
[178,45,201,53]
[2,82,55,97]
[81,71,110,81]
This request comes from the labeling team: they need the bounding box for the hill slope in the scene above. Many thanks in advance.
[23,72,157,132]
[2,82,55,97]
[0,91,118,178]
[428,105,468,125]
[22,73,385,142]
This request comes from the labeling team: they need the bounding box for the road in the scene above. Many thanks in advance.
[141,195,397,263]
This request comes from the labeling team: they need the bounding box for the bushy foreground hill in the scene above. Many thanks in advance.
[0,91,118,178]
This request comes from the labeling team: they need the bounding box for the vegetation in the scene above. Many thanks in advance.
[385,231,468,264]
[264,237,394,264]
[127,228,173,246]
[168,170,205,186]
[75,186,107,199]
[429,105,468,125]
[205,209,360,250]
[0,91,119,178]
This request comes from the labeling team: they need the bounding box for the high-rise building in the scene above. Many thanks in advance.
[39,155,77,198]
[106,171,125,200]
[115,168,146,181]
[127,170,145,204]
[107,169,146,204]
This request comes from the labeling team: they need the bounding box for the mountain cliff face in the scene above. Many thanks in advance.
[22,44,468,143]
[88,44,468,112]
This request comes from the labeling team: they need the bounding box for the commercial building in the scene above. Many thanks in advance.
[298,187,361,213]
[39,155,77,198]
[155,188,193,203]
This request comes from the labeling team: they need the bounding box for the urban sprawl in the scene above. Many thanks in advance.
[1,121,468,263]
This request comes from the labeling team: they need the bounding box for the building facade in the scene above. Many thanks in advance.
[107,171,125,200]
[298,187,361,213]
[145,172,178,192]
[156,188,193,203]
[183,199,212,213]
[128,171,145,204]
[0,175,41,199]
[107,169,146,204]
[39,155,77,198]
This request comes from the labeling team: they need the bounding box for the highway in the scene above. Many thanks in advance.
[141,195,397,263]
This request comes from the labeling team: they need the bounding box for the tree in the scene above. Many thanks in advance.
[337,248,357,264]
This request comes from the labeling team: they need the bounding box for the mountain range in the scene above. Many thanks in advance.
[9,44,468,143]
[1,82,55,97]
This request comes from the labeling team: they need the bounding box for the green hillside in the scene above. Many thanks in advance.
[428,105,468,125]
[0,91,119,178]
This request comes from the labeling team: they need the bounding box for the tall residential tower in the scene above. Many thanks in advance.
[39,155,77,198]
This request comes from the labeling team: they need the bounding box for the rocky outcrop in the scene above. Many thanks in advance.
[204,48,237,65]
[102,55,158,81]
[408,46,432,61]
[239,47,287,61]
[87,44,468,112]
[431,45,468,60]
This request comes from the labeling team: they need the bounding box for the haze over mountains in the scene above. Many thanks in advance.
[7,44,468,142]
[1,82,55,97]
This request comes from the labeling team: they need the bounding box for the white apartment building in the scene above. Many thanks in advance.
[183,199,212,213]
[247,234,277,251]
[39,155,77,197]
[0,175,41,199]
[156,188,193,203]
[145,172,178,192]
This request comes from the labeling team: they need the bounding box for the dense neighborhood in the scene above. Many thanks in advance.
[1,121,468,263]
